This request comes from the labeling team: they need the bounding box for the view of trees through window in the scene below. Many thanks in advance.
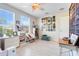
[0,9,15,37]
[0,26,3,37]
[0,9,30,37]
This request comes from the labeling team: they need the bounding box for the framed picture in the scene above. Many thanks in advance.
[41,16,56,31]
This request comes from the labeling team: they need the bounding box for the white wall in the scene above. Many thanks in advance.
[38,12,69,42]
[56,12,69,39]
[38,16,59,41]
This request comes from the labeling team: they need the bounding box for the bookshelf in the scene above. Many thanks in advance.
[69,3,79,36]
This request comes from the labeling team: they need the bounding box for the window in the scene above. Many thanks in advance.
[0,9,15,37]
[19,16,30,33]
[20,16,30,26]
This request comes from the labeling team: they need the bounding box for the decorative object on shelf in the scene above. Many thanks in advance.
[41,16,56,31]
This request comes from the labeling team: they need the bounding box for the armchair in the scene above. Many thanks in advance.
[41,35,50,41]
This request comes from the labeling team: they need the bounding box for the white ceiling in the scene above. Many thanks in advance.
[8,3,70,18]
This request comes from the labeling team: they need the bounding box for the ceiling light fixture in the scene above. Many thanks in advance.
[45,12,49,14]
[32,3,40,10]
[59,8,64,11]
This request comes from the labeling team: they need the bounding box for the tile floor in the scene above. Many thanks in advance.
[16,40,79,56]
[16,40,60,56]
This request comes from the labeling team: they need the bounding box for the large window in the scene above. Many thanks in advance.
[0,9,15,37]
[20,16,30,33]
[20,16,30,26]
[0,9,15,27]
